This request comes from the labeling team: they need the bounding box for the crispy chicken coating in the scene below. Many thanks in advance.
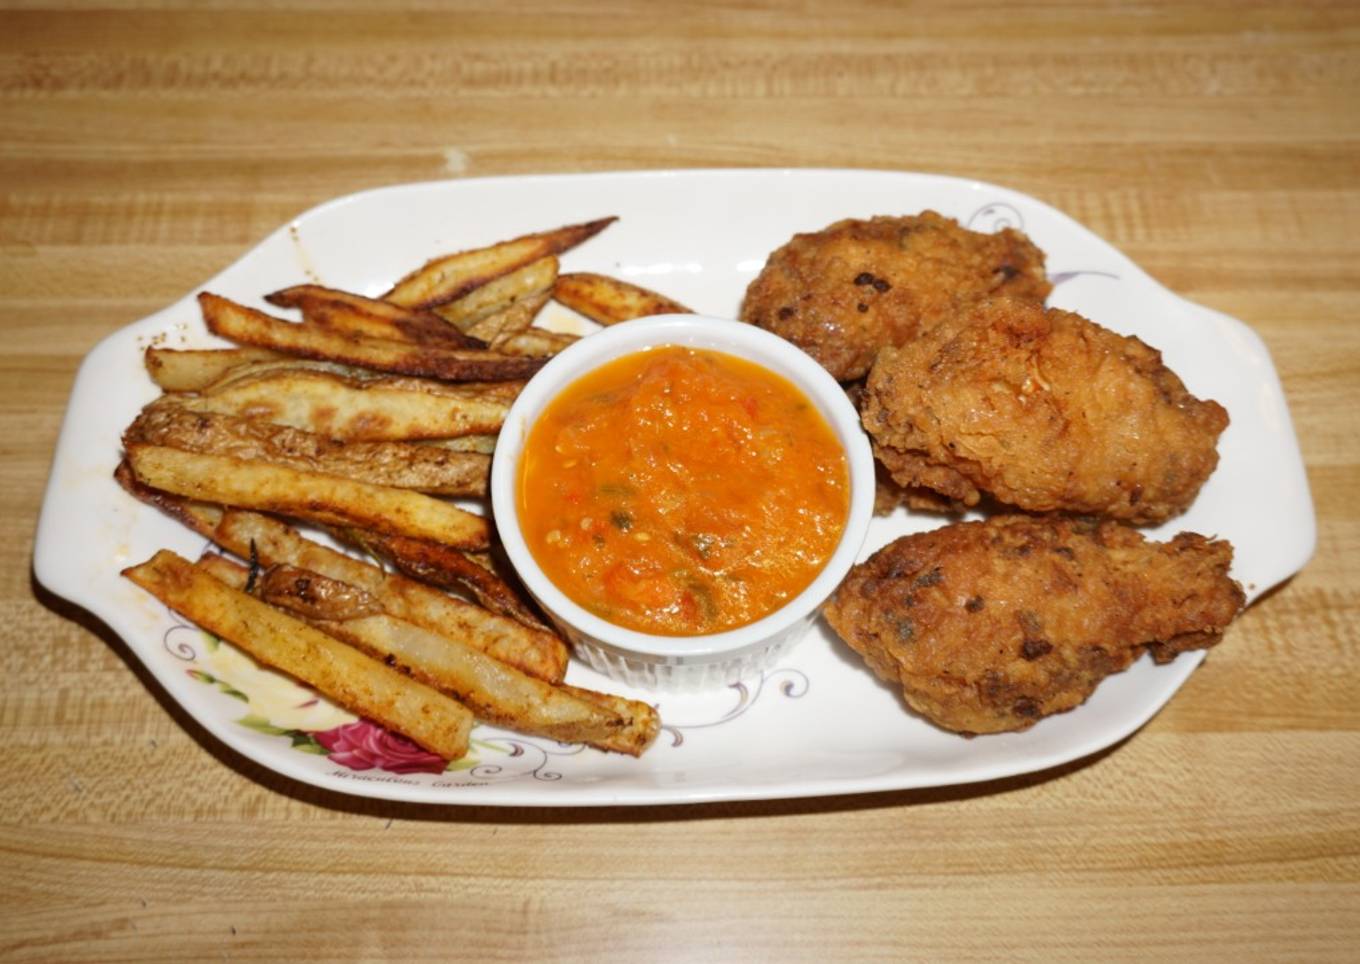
[824,516,1244,734]
[741,211,1051,381]
[861,298,1229,525]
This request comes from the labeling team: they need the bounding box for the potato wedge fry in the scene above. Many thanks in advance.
[123,550,472,761]
[382,217,616,310]
[114,459,224,538]
[333,528,548,632]
[465,291,550,345]
[201,358,523,405]
[265,285,484,349]
[213,510,568,682]
[557,683,663,754]
[315,612,657,755]
[126,444,490,549]
[432,256,558,330]
[200,558,655,755]
[166,367,511,442]
[125,407,491,496]
[199,358,362,392]
[553,272,693,325]
[493,328,580,358]
[420,435,498,454]
[118,465,567,682]
[200,292,544,382]
[145,347,286,392]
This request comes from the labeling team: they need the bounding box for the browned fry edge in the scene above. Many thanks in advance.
[199,292,546,382]
[383,216,617,309]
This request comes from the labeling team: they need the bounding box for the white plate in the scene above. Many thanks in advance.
[34,169,1315,806]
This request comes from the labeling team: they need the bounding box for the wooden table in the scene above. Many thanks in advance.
[4,3,1357,959]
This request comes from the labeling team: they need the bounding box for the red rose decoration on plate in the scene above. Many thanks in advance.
[313,720,448,774]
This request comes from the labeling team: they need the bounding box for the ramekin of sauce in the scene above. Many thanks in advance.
[491,315,874,691]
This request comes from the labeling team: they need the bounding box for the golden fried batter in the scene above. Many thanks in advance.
[741,211,1051,381]
[861,298,1229,525]
[824,516,1244,734]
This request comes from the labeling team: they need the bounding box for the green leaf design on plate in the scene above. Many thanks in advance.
[188,667,249,702]
[237,715,330,755]
[288,730,325,752]
[237,713,291,737]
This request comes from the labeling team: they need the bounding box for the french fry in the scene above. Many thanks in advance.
[117,468,568,683]
[465,291,550,345]
[558,683,665,754]
[493,328,580,358]
[553,272,693,325]
[125,407,491,496]
[197,358,361,392]
[114,459,224,538]
[212,510,568,682]
[145,347,286,392]
[199,292,544,382]
[313,611,658,755]
[334,527,549,632]
[165,367,511,442]
[421,435,499,454]
[126,444,490,549]
[394,378,526,403]
[382,217,616,310]
[265,285,484,349]
[200,557,656,755]
[123,550,472,761]
[432,256,558,330]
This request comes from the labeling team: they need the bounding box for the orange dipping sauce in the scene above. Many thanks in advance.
[517,346,849,636]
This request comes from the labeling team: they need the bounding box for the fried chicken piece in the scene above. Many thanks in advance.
[861,298,1229,525]
[741,211,1051,381]
[846,380,960,516]
[824,516,1244,734]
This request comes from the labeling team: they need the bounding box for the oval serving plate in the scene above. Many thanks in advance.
[34,169,1315,806]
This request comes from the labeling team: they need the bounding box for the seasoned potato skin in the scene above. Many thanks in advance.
[824,516,1244,735]
[741,211,1051,381]
[861,297,1229,525]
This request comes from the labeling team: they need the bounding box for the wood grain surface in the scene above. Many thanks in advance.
[3,1,1358,960]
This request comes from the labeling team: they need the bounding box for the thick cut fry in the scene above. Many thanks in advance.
[200,292,544,382]
[382,217,616,310]
[166,367,511,442]
[200,358,361,392]
[553,272,693,325]
[126,444,490,549]
[433,256,558,329]
[122,550,472,761]
[200,360,522,405]
[199,558,655,755]
[420,435,499,454]
[493,328,580,358]
[334,528,548,632]
[466,291,550,345]
[125,407,491,496]
[265,285,483,349]
[212,510,567,682]
[145,347,286,392]
[318,613,658,754]
[393,378,526,402]
[114,459,224,538]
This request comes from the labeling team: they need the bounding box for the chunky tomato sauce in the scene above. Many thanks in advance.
[517,346,848,636]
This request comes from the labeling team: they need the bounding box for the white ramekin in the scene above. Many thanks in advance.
[490,315,875,692]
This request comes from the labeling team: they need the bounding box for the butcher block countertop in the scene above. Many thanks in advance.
[3,2,1357,960]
